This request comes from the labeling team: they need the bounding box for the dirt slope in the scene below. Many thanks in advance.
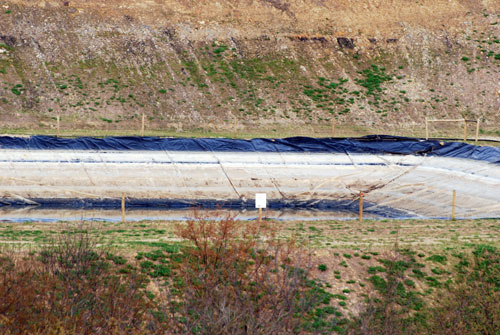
[0,0,499,135]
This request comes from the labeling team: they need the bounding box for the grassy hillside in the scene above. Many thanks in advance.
[0,0,499,137]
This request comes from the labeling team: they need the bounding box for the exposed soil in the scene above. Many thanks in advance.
[0,0,499,136]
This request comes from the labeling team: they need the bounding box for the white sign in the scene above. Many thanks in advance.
[255,193,267,209]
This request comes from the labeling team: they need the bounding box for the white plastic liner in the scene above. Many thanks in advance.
[0,149,499,219]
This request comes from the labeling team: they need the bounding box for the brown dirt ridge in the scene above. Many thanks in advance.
[0,0,499,136]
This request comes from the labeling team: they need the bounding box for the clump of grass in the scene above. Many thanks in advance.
[355,64,392,98]
[213,45,228,54]
[427,254,447,264]
[367,266,386,274]
[11,84,23,96]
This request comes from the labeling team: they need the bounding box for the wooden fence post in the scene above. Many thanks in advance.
[463,119,467,142]
[331,118,335,137]
[258,208,263,224]
[234,118,238,138]
[451,190,456,220]
[141,113,145,137]
[425,117,429,140]
[121,193,126,223]
[475,119,480,144]
[359,192,364,222]
[56,115,60,137]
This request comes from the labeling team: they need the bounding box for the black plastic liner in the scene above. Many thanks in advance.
[0,198,414,219]
[0,135,499,164]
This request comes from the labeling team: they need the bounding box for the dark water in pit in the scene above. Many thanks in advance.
[0,197,418,222]
[0,208,407,223]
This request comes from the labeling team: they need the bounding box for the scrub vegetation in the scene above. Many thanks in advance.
[0,215,499,334]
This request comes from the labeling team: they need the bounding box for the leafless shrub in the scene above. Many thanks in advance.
[0,224,152,335]
[161,211,329,335]
[38,223,104,279]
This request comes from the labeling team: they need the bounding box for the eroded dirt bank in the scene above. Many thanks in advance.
[0,0,500,135]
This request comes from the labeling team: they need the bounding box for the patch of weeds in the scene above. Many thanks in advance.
[0,43,13,51]
[106,253,127,265]
[425,276,441,287]
[355,64,392,101]
[431,267,445,275]
[368,275,387,291]
[11,84,23,95]
[411,268,425,279]
[332,294,347,301]
[426,254,447,264]
[367,266,386,274]
[404,279,416,287]
[318,264,328,272]
[378,259,410,275]
[213,45,228,54]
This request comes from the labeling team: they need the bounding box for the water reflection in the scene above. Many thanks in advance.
[0,207,373,222]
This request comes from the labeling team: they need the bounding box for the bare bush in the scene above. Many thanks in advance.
[162,212,334,335]
[38,223,104,279]
[0,225,152,335]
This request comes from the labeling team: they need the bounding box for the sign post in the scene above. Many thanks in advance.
[255,193,267,223]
